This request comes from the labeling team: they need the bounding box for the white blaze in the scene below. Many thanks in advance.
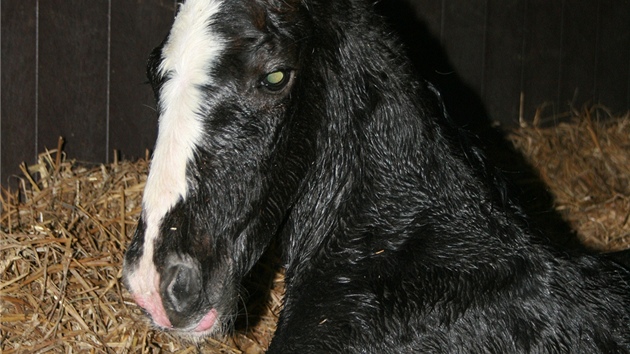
[127,0,225,323]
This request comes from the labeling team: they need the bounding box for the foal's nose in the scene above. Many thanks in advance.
[161,257,202,323]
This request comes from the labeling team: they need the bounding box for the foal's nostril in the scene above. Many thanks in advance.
[164,262,202,314]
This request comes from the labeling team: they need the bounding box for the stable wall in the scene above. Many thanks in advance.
[1,0,629,186]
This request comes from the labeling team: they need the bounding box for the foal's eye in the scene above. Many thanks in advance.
[261,70,291,92]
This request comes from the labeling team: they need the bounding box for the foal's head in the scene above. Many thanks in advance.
[122,0,315,335]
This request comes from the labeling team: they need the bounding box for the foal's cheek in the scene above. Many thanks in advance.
[122,217,147,278]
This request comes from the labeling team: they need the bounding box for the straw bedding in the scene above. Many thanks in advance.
[1,107,629,353]
[509,107,630,250]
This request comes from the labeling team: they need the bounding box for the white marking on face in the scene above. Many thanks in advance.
[126,0,225,322]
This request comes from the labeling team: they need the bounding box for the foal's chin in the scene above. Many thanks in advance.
[173,309,223,340]
[153,307,232,341]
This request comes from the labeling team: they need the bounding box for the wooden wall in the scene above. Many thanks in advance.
[383,0,630,132]
[1,0,177,188]
[1,0,629,187]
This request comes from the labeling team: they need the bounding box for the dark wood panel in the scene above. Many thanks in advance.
[403,0,443,39]
[558,1,598,111]
[108,0,176,162]
[595,0,630,114]
[378,0,450,85]
[521,0,564,122]
[441,0,487,97]
[386,0,502,130]
[37,0,109,164]
[1,0,37,187]
[483,0,525,124]
[428,0,490,131]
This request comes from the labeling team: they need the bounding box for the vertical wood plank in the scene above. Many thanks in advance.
[378,0,448,84]
[440,0,487,98]
[387,0,493,130]
[595,0,630,114]
[521,0,564,122]
[37,0,109,163]
[433,0,491,131]
[393,0,452,84]
[403,0,443,39]
[558,1,599,111]
[108,0,176,161]
[482,0,525,125]
[1,0,37,186]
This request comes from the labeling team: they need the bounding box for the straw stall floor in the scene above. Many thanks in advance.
[508,107,630,251]
[2,107,629,353]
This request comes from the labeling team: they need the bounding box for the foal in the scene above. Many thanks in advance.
[123,0,630,352]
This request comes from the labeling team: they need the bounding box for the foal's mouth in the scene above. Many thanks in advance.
[132,290,220,335]
[190,309,219,333]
